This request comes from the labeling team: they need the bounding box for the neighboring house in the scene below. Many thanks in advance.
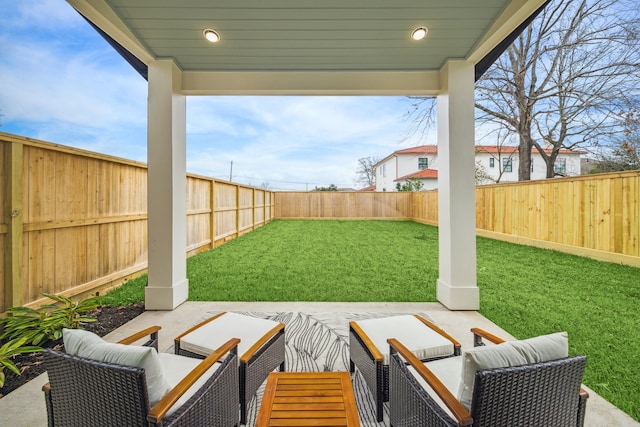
[374,145,583,191]
[394,168,438,190]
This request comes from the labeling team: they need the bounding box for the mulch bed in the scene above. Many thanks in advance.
[0,302,145,398]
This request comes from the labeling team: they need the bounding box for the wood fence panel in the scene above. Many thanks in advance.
[254,189,265,225]
[214,182,239,241]
[187,176,212,251]
[239,187,254,232]
[1,133,273,310]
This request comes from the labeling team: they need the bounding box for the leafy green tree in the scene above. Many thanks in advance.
[396,178,424,192]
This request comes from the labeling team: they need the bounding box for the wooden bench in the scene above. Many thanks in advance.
[256,371,360,426]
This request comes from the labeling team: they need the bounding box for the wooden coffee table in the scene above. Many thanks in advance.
[256,371,360,426]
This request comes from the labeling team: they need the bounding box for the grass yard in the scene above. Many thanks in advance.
[103,219,640,421]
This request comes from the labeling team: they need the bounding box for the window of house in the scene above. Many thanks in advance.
[382,164,386,177]
[503,158,512,172]
[418,157,428,170]
[530,158,534,172]
[554,158,566,174]
[489,157,495,168]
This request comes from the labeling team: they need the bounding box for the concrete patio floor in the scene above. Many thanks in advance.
[1,301,637,426]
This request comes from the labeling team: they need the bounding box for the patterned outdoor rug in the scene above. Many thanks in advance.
[191,311,435,426]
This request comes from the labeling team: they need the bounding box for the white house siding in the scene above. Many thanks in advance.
[374,145,582,191]
[376,153,439,191]
[475,151,582,184]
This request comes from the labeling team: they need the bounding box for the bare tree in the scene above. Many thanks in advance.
[354,156,379,188]
[405,0,640,181]
[595,105,640,171]
[476,0,640,180]
[475,160,495,185]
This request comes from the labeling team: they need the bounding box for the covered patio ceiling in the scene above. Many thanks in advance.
[66,0,548,311]
[67,0,547,95]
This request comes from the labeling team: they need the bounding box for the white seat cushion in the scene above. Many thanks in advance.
[354,315,454,364]
[179,312,280,359]
[457,331,569,410]
[408,356,462,421]
[158,353,220,416]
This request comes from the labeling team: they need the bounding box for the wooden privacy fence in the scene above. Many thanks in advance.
[1,133,273,312]
[2,131,638,312]
[276,170,640,267]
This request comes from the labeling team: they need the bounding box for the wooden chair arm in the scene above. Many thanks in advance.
[470,327,506,346]
[388,338,472,427]
[173,312,227,344]
[147,337,240,424]
[580,388,589,400]
[240,323,285,364]
[117,325,162,345]
[415,315,462,355]
[350,321,383,363]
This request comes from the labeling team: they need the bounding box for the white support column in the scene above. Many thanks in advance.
[436,60,479,310]
[145,60,189,310]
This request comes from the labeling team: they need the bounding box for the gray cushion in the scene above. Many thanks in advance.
[457,331,569,411]
[63,328,172,407]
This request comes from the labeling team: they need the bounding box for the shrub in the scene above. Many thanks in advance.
[0,293,100,346]
[0,338,42,388]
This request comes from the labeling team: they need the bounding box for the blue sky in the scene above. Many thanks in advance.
[0,0,434,190]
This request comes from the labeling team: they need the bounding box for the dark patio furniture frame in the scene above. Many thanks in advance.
[388,328,589,427]
[43,326,240,427]
[349,315,461,422]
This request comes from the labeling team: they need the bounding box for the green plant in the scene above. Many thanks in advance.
[0,337,42,388]
[0,293,100,346]
[396,177,424,191]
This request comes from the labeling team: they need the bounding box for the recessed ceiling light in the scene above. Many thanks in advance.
[203,29,220,43]
[411,26,428,41]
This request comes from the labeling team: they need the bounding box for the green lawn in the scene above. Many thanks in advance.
[103,219,640,420]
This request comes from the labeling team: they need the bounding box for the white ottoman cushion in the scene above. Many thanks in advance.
[180,312,280,359]
[355,315,454,364]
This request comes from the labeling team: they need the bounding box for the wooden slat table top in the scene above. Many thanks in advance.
[256,371,361,427]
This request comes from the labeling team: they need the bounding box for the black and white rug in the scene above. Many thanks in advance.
[193,311,434,426]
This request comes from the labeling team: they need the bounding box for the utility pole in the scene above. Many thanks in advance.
[229,161,233,182]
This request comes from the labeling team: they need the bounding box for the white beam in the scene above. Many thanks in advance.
[436,60,479,310]
[145,60,189,310]
[181,71,441,96]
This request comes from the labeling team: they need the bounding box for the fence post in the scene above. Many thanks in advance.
[236,184,240,238]
[210,179,216,248]
[4,141,24,309]
[252,188,256,230]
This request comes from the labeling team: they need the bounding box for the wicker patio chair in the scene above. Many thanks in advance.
[43,326,240,427]
[349,314,461,421]
[388,328,588,427]
[174,312,286,425]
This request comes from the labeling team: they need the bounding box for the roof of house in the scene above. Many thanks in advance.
[377,145,583,165]
[474,145,585,155]
[395,169,439,181]
[358,185,376,191]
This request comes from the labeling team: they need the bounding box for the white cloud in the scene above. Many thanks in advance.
[1,2,434,190]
